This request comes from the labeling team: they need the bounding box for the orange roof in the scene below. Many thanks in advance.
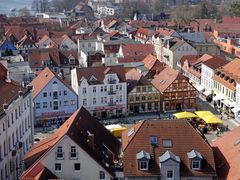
[31,67,75,99]
[151,67,183,92]
[211,126,240,179]
[31,67,55,98]
[122,120,216,177]
[142,54,158,70]
[213,58,240,90]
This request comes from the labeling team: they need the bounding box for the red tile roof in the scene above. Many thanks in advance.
[153,27,177,37]
[211,127,240,180]
[213,58,240,90]
[179,55,200,67]
[75,65,126,85]
[222,16,240,24]
[104,44,120,54]
[202,56,228,70]
[31,67,75,99]
[120,43,154,58]
[0,80,29,113]
[142,54,158,70]
[28,48,61,68]
[122,120,216,177]
[151,67,184,92]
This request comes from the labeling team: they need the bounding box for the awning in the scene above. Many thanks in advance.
[194,85,205,92]
[222,99,235,108]
[203,90,212,96]
[232,106,240,113]
[173,112,198,119]
[213,93,224,101]
[195,111,223,124]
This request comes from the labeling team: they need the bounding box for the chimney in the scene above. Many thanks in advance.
[18,90,23,97]
[3,103,8,110]
[87,132,95,148]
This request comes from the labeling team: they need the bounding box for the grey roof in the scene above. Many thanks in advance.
[159,150,181,163]
[187,149,203,159]
[180,32,206,43]
[136,150,151,160]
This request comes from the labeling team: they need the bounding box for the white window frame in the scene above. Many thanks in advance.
[74,163,81,172]
[139,161,148,171]
[55,163,62,172]
[166,169,174,179]
[99,171,105,180]
[192,160,201,170]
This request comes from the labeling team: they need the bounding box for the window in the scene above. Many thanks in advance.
[93,98,96,104]
[101,86,103,92]
[70,146,77,159]
[53,91,58,99]
[136,97,140,101]
[148,86,152,92]
[119,95,122,102]
[142,96,146,101]
[53,101,58,110]
[99,171,105,179]
[83,99,87,106]
[163,139,172,148]
[35,103,40,109]
[150,136,157,145]
[82,88,87,94]
[166,170,174,179]
[43,92,47,97]
[64,90,67,95]
[56,146,64,159]
[74,163,80,171]
[139,161,148,170]
[192,160,200,170]
[93,87,96,93]
[43,102,47,108]
[137,87,141,92]
[55,163,61,172]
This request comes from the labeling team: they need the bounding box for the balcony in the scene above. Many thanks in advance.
[108,79,116,84]
[108,90,116,95]
[69,152,78,160]
[55,152,65,160]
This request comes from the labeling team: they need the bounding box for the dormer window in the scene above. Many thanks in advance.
[139,161,148,170]
[187,150,202,170]
[136,150,151,171]
[192,160,201,170]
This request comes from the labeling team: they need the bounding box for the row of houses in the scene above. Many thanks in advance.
[31,53,197,125]
[178,52,240,122]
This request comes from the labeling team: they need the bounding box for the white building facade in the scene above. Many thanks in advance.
[201,63,214,91]
[0,83,34,180]
[71,66,127,118]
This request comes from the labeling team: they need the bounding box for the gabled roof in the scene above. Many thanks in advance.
[120,43,154,57]
[31,67,75,99]
[153,27,177,38]
[0,80,29,113]
[23,107,121,178]
[179,55,200,67]
[142,54,158,70]
[75,65,126,85]
[213,58,240,90]
[122,120,216,177]
[202,56,228,70]
[159,150,181,163]
[126,68,151,93]
[211,126,240,180]
[151,67,184,93]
